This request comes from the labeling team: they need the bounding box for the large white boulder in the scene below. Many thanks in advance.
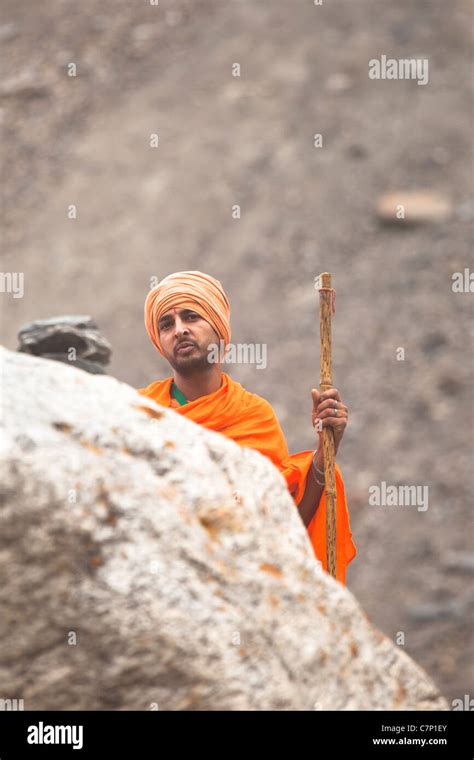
[0,347,447,710]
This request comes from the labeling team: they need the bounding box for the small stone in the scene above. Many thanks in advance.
[376,191,453,224]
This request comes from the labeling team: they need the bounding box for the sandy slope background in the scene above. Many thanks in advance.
[1,0,473,705]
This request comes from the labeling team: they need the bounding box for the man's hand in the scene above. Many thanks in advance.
[311,387,349,456]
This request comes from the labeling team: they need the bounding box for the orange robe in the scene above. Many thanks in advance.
[137,372,356,584]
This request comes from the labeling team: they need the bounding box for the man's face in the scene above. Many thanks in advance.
[157,307,220,374]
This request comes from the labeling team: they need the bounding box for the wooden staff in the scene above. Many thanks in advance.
[315,272,337,578]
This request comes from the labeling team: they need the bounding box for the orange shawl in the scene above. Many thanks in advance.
[137,372,356,584]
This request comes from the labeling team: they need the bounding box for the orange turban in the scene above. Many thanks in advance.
[144,270,231,357]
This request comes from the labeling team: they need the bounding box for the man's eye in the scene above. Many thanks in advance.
[160,314,198,329]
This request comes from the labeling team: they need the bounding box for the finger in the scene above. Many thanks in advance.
[317,408,348,420]
[319,388,341,402]
[319,416,347,428]
[311,388,320,410]
[317,400,348,413]
[315,400,347,413]
[313,417,323,433]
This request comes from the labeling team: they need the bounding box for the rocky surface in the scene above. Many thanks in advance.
[375,190,453,225]
[0,347,448,710]
[17,315,112,374]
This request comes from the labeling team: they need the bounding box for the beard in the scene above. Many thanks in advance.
[167,344,214,376]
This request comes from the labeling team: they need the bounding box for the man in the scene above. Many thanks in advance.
[138,270,356,585]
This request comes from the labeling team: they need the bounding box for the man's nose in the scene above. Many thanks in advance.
[174,318,189,337]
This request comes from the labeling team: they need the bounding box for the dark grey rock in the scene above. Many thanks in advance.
[17,315,112,370]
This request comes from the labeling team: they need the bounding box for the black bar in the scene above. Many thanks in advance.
[0,710,472,758]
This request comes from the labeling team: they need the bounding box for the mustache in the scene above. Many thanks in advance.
[175,340,198,352]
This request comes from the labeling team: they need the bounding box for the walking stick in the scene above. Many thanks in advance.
[315,272,337,579]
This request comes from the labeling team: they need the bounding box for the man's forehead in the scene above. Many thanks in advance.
[159,307,197,320]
